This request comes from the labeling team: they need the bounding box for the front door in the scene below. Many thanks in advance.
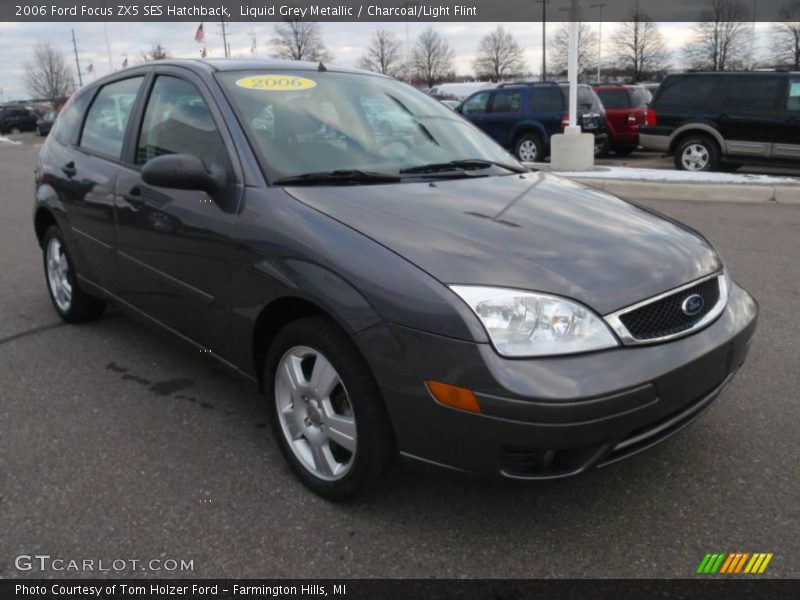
[773,76,800,160]
[114,71,242,359]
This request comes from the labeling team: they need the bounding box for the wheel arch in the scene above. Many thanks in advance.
[668,124,725,154]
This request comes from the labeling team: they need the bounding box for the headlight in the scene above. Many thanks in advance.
[450,286,619,357]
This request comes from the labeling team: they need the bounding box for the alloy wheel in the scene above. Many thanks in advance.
[46,237,72,312]
[274,346,357,481]
[518,140,538,162]
[681,143,710,171]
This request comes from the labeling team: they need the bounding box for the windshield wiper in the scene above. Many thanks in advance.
[400,159,526,175]
[274,170,401,186]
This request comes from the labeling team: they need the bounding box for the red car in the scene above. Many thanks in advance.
[593,85,652,156]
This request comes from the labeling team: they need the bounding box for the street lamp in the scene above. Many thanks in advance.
[535,0,550,81]
[590,3,606,83]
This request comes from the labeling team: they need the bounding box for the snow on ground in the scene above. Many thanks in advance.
[0,135,22,145]
[555,166,800,185]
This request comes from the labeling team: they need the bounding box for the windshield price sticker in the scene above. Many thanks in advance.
[236,75,317,92]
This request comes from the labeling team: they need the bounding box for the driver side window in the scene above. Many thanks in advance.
[136,76,226,172]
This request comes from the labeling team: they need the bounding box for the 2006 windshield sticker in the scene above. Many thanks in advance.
[236,75,317,91]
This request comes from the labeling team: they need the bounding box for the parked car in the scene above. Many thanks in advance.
[458,82,609,162]
[593,84,651,156]
[34,60,757,499]
[440,99,461,111]
[640,71,800,171]
[0,104,39,134]
[36,110,57,136]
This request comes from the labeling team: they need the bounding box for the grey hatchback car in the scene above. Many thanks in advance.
[34,59,757,499]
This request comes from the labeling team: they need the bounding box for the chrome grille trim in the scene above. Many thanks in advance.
[604,272,728,346]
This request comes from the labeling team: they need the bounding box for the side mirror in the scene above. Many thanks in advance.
[142,154,222,197]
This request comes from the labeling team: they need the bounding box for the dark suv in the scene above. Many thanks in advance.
[0,104,39,134]
[640,71,800,171]
[459,82,608,162]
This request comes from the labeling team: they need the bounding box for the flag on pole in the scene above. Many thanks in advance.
[201,47,208,58]
[195,23,205,43]
[251,35,257,55]
[87,63,94,74]
[122,57,128,68]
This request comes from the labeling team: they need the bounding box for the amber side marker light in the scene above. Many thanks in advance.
[425,380,481,413]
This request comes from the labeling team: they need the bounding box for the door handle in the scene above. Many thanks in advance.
[61,162,76,178]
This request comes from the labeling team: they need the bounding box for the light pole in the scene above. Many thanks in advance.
[535,0,550,81]
[590,3,606,83]
[748,0,757,70]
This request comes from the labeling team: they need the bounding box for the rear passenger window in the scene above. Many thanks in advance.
[530,88,563,112]
[80,77,143,158]
[787,79,800,111]
[722,76,782,112]
[52,91,92,145]
[657,76,718,112]
[136,76,226,172]
[462,92,490,115]
[490,90,521,113]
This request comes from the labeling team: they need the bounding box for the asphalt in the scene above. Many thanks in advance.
[1,133,798,579]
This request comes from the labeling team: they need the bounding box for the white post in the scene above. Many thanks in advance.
[567,15,578,130]
[103,23,113,72]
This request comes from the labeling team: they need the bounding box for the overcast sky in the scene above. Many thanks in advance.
[0,20,775,101]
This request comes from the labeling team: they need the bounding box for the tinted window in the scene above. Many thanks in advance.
[629,87,651,108]
[52,90,93,145]
[789,79,800,111]
[722,76,782,112]
[656,76,719,112]
[530,87,563,112]
[490,90,522,113]
[80,77,143,158]
[596,89,630,109]
[462,92,490,115]
[136,76,226,171]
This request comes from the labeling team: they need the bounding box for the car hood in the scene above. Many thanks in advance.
[285,172,721,315]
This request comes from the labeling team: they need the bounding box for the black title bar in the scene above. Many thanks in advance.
[1,0,794,22]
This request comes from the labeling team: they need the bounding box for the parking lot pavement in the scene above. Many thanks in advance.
[1,132,798,579]
[596,149,800,178]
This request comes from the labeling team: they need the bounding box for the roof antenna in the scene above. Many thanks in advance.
[318,62,327,72]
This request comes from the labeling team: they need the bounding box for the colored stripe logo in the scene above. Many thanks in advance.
[697,552,773,574]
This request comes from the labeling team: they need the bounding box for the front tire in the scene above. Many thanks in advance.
[674,135,720,171]
[42,226,106,323]
[264,315,394,500]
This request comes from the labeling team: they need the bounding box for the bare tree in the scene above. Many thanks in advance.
[24,42,75,107]
[271,19,331,62]
[684,0,750,71]
[138,43,170,63]
[473,26,527,82]
[549,23,598,80]
[774,0,800,69]
[412,27,455,88]
[359,30,404,77]
[611,4,670,81]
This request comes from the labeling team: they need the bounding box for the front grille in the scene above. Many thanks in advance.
[618,277,720,341]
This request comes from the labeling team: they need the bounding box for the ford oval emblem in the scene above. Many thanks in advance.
[681,294,704,316]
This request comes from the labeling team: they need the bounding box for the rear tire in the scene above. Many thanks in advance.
[264,315,394,500]
[674,135,720,172]
[42,226,106,323]
[514,133,544,163]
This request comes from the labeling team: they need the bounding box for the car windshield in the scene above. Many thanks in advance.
[219,70,521,182]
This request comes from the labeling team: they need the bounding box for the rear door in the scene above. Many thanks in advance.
[773,76,800,160]
[715,75,783,158]
[55,75,145,288]
[114,68,242,357]
[528,86,565,142]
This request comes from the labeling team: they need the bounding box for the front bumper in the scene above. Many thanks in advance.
[355,282,758,479]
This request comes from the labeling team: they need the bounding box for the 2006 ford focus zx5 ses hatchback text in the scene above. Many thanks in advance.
[34,59,757,499]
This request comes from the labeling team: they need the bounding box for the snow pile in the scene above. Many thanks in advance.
[557,166,800,186]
